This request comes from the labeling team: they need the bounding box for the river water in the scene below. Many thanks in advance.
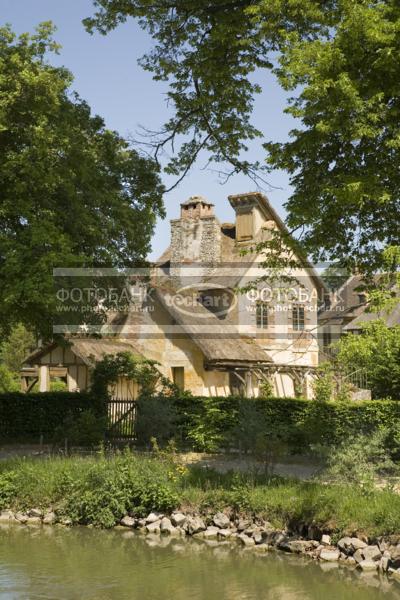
[0,524,399,599]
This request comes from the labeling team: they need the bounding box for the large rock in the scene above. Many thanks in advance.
[321,534,331,546]
[15,512,28,524]
[320,550,340,562]
[120,516,136,528]
[43,512,56,525]
[238,533,255,547]
[353,549,364,564]
[203,526,220,539]
[359,560,378,572]
[146,520,161,534]
[362,545,382,562]
[146,512,164,524]
[28,508,43,518]
[0,510,14,522]
[171,513,186,527]
[237,518,251,532]
[160,517,176,534]
[185,516,206,535]
[253,532,264,545]
[337,537,367,555]
[287,540,315,554]
[213,512,230,529]
[218,529,232,539]
[26,516,41,526]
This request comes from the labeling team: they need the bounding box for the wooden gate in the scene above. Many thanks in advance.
[107,398,137,441]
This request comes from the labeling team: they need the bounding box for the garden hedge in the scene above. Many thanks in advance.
[2,390,400,451]
[138,393,400,452]
[0,392,105,443]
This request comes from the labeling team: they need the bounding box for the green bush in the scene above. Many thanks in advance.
[135,396,178,447]
[0,392,106,443]
[53,410,106,448]
[138,393,400,455]
[0,471,18,509]
[324,428,400,490]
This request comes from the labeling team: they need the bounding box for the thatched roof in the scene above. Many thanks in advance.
[154,288,271,364]
[24,338,142,367]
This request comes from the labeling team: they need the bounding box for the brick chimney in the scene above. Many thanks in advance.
[170,196,221,266]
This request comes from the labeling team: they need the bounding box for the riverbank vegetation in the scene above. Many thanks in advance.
[1,449,400,538]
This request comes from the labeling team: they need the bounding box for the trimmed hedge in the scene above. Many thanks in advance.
[0,392,105,443]
[138,394,400,452]
[3,391,400,451]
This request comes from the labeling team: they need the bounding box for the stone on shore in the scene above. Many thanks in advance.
[120,516,136,528]
[337,537,367,555]
[320,549,340,562]
[359,560,378,572]
[203,526,220,539]
[146,520,161,534]
[362,545,382,562]
[171,513,186,527]
[287,540,315,554]
[28,508,43,518]
[26,516,42,525]
[213,512,230,529]
[353,549,364,564]
[218,529,232,539]
[237,519,251,532]
[15,512,28,524]
[43,512,56,525]
[0,510,15,522]
[184,516,206,535]
[146,512,163,524]
[160,517,176,534]
[321,534,331,546]
[238,533,255,547]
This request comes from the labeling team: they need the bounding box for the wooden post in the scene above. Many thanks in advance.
[245,371,253,398]
[38,365,49,392]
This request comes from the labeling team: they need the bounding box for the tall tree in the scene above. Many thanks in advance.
[0,23,165,337]
[85,1,400,274]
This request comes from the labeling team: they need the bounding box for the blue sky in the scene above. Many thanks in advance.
[2,0,295,259]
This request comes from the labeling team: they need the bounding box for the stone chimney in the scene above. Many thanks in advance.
[170,196,221,267]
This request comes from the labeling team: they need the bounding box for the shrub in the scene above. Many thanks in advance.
[135,396,178,447]
[138,394,400,455]
[60,452,179,527]
[0,392,105,443]
[53,410,106,448]
[0,471,18,509]
[323,428,400,490]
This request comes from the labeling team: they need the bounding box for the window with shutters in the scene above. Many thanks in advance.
[236,212,253,241]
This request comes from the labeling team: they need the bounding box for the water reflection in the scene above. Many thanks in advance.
[0,524,398,600]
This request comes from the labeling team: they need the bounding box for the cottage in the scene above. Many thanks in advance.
[23,193,326,398]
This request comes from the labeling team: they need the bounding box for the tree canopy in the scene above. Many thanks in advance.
[85,1,400,273]
[336,320,400,400]
[0,23,165,337]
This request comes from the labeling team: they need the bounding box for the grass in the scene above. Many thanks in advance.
[1,450,400,537]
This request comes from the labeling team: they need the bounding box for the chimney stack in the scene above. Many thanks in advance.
[170,195,221,269]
